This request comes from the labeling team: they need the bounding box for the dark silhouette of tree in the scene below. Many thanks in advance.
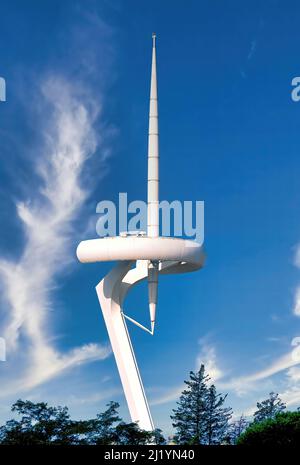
[0,399,79,445]
[115,422,152,445]
[171,365,209,444]
[204,385,232,444]
[152,428,166,445]
[171,364,232,445]
[0,399,165,445]
[225,415,249,444]
[90,401,121,445]
[253,392,286,423]
[237,411,300,445]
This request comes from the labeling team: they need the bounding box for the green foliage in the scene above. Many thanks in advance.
[90,401,121,445]
[253,392,286,423]
[171,365,209,444]
[1,390,296,446]
[0,399,165,445]
[0,399,79,445]
[205,385,232,444]
[171,364,232,445]
[237,411,300,445]
[225,415,249,445]
[153,428,166,445]
[115,422,153,445]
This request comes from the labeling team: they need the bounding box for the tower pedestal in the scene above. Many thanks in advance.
[96,260,154,431]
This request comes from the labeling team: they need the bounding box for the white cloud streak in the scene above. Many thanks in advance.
[0,75,111,396]
[293,287,300,317]
[195,339,223,383]
[220,349,300,395]
[151,337,300,411]
[150,339,224,406]
[150,385,184,407]
[247,39,257,61]
[292,244,300,316]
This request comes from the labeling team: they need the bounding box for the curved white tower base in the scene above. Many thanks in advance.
[93,249,204,431]
[77,237,205,431]
[96,260,154,431]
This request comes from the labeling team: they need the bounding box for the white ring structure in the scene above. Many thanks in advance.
[77,237,203,269]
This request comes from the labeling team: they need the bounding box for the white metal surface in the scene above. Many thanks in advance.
[76,236,204,265]
[147,33,160,334]
[96,261,154,431]
[77,236,204,430]
[94,256,204,431]
[147,33,159,239]
[77,35,205,432]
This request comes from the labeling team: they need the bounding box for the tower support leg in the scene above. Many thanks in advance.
[96,260,154,431]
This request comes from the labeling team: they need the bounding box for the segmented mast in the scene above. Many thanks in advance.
[147,33,159,334]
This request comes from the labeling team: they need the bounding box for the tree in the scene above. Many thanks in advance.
[0,399,166,445]
[89,402,164,445]
[171,364,232,445]
[225,415,249,444]
[253,392,286,423]
[114,422,153,445]
[0,399,79,445]
[152,428,166,445]
[114,423,165,445]
[171,365,209,444]
[237,411,300,446]
[204,385,232,445]
[92,401,121,445]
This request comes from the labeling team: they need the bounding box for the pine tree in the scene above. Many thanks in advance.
[93,401,121,445]
[204,385,232,444]
[171,365,209,444]
[226,415,249,444]
[253,392,286,423]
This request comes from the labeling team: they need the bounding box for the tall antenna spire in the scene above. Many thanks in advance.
[147,32,159,238]
[76,33,205,432]
[147,33,159,334]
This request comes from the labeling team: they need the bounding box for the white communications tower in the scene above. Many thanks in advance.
[77,34,204,431]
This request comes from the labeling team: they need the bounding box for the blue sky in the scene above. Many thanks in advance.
[1,0,300,435]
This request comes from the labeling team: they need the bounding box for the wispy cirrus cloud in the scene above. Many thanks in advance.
[150,385,184,407]
[150,338,224,406]
[292,245,300,316]
[0,75,112,397]
[150,335,300,416]
[219,348,300,395]
[195,337,224,383]
[247,39,257,61]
